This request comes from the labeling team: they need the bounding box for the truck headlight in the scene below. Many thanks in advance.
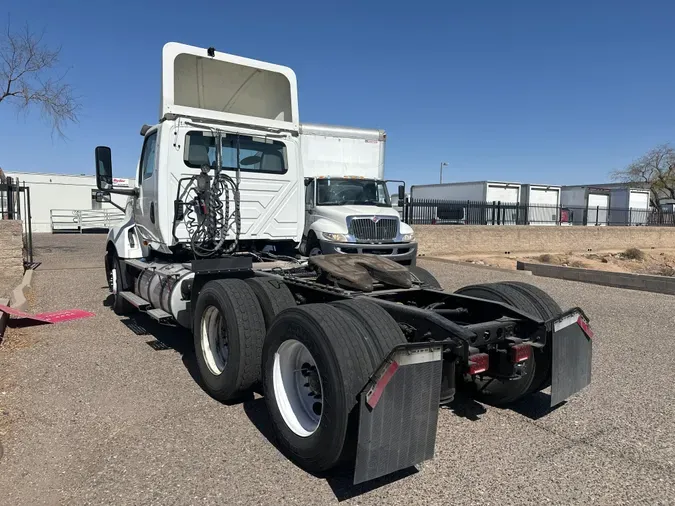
[322,232,349,242]
[401,233,414,242]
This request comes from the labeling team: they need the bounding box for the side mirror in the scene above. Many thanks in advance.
[95,146,113,190]
[95,191,112,203]
[398,185,405,201]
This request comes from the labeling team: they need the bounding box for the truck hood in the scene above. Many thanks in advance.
[315,205,400,221]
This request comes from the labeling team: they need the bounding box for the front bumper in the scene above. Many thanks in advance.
[319,239,418,265]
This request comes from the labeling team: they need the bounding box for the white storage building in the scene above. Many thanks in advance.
[5,171,130,233]
[560,185,651,226]
[410,181,561,225]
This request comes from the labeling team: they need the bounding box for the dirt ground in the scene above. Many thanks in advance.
[447,248,675,276]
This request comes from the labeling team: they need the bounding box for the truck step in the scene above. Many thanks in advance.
[147,308,173,323]
[120,291,150,310]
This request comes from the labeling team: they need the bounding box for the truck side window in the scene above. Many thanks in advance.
[139,132,158,182]
[184,131,287,174]
[306,180,315,208]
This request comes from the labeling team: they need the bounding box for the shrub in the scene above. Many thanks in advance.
[659,266,675,277]
[538,254,553,263]
[623,248,645,261]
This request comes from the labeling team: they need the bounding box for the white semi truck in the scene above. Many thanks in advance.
[298,123,417,264]
[96,42,593,485]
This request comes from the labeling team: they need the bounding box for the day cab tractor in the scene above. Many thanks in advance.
[97,42,593,485]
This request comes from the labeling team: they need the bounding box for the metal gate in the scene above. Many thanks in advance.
[0,176,34,264]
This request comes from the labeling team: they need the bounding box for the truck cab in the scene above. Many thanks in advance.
[98,43,304,261]
[298,124,417,265]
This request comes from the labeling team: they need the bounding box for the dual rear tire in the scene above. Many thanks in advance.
[192,278,405,473]
[454,281,562,405]
[262,299,406,473]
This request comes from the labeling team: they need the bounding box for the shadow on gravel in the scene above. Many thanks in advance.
[441,391,487,421]
[103,296,203,392]
[508,391,566,420]
[243,398,418,501]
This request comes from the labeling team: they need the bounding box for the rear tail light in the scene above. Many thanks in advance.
[468,353,489,375]
[511,343,532,363]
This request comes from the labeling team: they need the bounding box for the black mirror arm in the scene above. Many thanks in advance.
[109,200,126,213]
[104,187,138,197]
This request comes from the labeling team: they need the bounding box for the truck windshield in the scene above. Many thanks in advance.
[316,179,391,207]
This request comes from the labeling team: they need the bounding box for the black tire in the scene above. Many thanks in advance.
[108,253,133,316]
[331,297,406,367]
[193,279,266,403]
[499,281,562,393]
[245,277,296,329]
[454,283,542,405]
[409,265,442,289]
[500,282,562,319]
[262,304,374,473]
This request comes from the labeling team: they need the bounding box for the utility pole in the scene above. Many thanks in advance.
[439,162,448,184]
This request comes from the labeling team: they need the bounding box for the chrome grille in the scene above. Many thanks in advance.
[349,217,398,242]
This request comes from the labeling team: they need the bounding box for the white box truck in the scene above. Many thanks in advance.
[298,123,417,265]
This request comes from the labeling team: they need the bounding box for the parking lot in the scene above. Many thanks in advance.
[1,233,674,505]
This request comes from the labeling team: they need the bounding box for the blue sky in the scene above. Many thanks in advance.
[1,0,674,186]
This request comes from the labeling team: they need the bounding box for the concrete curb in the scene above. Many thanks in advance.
[9,269,33,312]
[517,261,675,295]
[423,256,532,275]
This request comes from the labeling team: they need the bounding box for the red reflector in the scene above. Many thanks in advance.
[366,361,399,409]
[577,316,594,339]
[511,343,532,363]
[468,353,489,375]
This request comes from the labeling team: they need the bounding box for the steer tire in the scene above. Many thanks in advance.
[245,277,296,329]
[194,279,266,403]
[262,304,374,473]
[409,265,442,289]
[499,281,562,393]
[108,253,133,316]
[455,282,544,405]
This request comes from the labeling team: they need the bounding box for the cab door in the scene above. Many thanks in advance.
[134,130,162,243]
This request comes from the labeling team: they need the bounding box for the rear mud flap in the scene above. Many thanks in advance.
[550,309,593,407]
[354,345,442,485]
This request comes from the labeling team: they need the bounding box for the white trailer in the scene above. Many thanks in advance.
[5,171,128,233]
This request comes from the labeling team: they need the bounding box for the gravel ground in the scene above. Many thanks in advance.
[0,234,673,505]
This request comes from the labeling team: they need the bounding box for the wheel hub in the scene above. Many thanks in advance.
[201,305,229,376]
[273,339,323,437]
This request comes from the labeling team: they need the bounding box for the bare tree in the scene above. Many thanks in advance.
[611,144,675,207]
[0,19,79,136]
